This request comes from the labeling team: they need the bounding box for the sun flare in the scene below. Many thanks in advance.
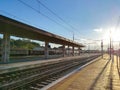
[112,30,120,41]
[103,28,120,43]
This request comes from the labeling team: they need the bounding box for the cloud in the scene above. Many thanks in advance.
[80,38,87,41]
[93,28,103,33]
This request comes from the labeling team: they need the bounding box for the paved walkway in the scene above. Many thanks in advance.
[48,54,120,90]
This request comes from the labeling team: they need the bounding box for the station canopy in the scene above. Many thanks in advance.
[0,15,84,47]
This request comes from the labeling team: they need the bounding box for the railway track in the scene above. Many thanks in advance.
[0,55,100,90]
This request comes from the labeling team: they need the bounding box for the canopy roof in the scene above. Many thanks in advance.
[0,15,84,47]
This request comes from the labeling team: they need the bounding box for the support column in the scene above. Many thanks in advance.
[78,47,81,55]
[63,44,65,57]
[68,45,70,56]
[72,46,74,56]
[2,33,10,63]
[45,41,49,59]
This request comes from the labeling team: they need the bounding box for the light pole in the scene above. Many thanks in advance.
[110,30,112,60]
[73,32,74,41]
[101,40,103,58]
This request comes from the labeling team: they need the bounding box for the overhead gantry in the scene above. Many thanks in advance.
[0,15,84,63]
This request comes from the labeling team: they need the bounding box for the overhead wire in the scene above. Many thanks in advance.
[36,0,87,39]
[36,0,75,33]
[18,0,74,34]
[37,0,91,42]
[18,0,87,41]
[0,10,50,32]
[0,10,30,24]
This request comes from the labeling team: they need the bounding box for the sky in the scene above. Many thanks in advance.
[0,0,120,49]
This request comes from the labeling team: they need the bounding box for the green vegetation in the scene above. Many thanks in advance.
[10,39,40,49]
[0,38,40,49]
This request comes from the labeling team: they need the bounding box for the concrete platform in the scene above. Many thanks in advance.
[0,54,97,74]
[48,54,120,90]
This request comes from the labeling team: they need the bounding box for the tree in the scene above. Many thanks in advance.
[10,39,40,49]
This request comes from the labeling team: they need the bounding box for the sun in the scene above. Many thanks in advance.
[103,28,120,43]
[112,30,120,41]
